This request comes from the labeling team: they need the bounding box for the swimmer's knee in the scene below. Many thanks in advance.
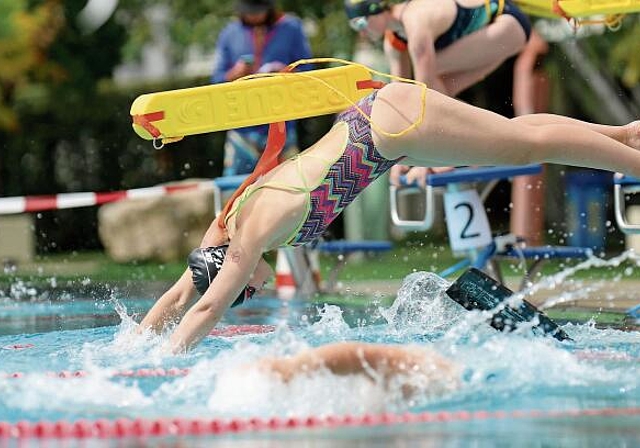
[518,126,552,164]
[379,82,425,104]
[491,16,528,54]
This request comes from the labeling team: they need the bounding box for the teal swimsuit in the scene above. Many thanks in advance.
[388,0,531,51]
[434,0,531,50]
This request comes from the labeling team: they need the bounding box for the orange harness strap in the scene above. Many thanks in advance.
[384,30,409,52]
[356,80,386,90]
[552,0,573,22]
[218,121,287,229]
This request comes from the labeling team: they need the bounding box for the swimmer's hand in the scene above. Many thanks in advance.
[405,167,430,187]
[389,165,411,186]
[390,166,455,187]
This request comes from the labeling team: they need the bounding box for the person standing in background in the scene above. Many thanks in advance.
[211,0,312,176]
[510,30,549,246]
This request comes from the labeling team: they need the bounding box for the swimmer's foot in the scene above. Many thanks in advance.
[624,120,640,150]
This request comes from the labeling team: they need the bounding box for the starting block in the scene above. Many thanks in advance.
[494,245,592,290]
[613,173,640,234]
[612,174,640,323]
[390,165,593,288]
[276,240,393,296]
[130,65,377,143]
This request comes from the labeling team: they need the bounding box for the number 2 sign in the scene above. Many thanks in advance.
[443,189,492,251]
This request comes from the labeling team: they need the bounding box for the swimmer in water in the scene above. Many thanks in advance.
[209,341,461,412]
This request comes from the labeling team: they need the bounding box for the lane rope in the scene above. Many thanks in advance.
[0,406,638,439]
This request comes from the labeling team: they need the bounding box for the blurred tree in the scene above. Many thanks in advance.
[116,0,354,64]
[0,0,64,132]
[3,0,128,196]
[610,17,640,89]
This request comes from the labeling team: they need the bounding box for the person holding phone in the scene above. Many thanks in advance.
[211,0,313,176]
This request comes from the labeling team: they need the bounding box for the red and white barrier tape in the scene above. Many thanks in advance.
[0,183,214,215]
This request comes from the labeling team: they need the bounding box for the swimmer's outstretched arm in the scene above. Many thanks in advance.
[383,39,412,80]
[403,25,448,94]
[138,269,196,334]
[168,223,267,353]
[260,342,457,383]
[138,217,229,334]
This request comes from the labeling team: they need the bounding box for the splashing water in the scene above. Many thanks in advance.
[381,272,464,333]
[526,250,640,309]
[0,261,638,425]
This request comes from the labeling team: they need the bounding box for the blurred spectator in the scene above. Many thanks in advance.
[211,0,312,176]
[510,30,549,245]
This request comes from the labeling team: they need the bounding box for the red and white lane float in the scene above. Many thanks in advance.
[0,407,638,440]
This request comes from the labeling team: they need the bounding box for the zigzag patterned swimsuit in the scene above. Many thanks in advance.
[287,91,400,246]
[224,91,401,247]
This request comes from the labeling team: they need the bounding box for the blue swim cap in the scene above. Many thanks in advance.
[344,0,389,19]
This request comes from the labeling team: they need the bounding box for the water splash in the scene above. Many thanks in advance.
[208,363,391,418]
[526,250,640,310]
[1,259,639,422]
[381,271,465,334]
[1,373,152,417]
[308,304,351,337]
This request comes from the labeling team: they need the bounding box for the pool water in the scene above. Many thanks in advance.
[0,270,639,446]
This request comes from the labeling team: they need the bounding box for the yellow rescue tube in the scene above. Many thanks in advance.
[515,0,640,18]
[130,64,375,141]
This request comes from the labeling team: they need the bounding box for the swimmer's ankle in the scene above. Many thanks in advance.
[625,120,640,150]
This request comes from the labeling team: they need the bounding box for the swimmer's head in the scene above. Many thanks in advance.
[345,0,390,39]
[188,246,270,307]
[344,0,389,20]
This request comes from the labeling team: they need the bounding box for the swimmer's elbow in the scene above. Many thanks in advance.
[190,294,229,324]
[175,290,194,311]
[192,299,223,318]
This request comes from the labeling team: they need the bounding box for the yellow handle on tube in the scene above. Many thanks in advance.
[515,0,640,17]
